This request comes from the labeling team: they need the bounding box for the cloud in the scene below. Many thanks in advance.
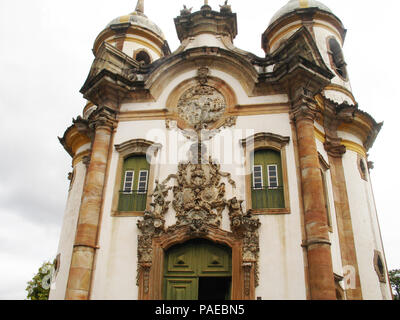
[0,212,60,299]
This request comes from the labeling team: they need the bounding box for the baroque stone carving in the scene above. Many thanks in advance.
[136,144,261,290]
[197,67,210,85]
[227,197,261,286]
[170,156,234,235]
[220,1,232,14]
[136,180,171,285]
[180,5,192,16]
[177,85,226,128]
[88,106,117,131]
[324,135,346,158]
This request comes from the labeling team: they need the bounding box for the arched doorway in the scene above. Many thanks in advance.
[163,239,232,300]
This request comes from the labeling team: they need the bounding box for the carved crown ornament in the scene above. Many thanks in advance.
[136,143,261,289]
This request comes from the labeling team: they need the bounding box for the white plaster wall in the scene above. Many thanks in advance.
[237,114,306,299]
[121,69,289,113]
[342,149,392,299]
[49,160,87,300]
[337,131,363,146]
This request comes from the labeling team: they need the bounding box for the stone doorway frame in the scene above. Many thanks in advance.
[137,225,256,300]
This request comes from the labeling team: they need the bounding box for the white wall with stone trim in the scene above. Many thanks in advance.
[49,160,87,300]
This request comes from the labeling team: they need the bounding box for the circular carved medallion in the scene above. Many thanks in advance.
[177,85,226,127]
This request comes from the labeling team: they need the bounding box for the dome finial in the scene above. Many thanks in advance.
[201,0,211,10]
[135,0,144,14]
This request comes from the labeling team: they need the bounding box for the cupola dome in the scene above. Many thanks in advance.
[93,1,169,63]
[107,4,165,40]
[270,0,332,25]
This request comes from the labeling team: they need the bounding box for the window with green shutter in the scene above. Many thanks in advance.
[251,149,284,209]
[118,155,150,212]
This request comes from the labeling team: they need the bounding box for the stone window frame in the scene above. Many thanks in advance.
[319,153,333,232]
[241,132,290,215]
[111,139,162,217]
[326,36,349,82]
[357,154,368,181]
[374,250,387,283]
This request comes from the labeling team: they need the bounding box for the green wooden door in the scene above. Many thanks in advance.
[118,155,150,212]
[252,149,284,209]
[163,239,232,300]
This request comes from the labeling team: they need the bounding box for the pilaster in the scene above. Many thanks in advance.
[322,99,363,300]
[65,106,117,300]
[291,89,336,300]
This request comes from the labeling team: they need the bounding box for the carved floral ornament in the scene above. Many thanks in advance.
[136,145,261,294]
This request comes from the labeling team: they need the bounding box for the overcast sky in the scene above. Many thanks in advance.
[0,0,399,300]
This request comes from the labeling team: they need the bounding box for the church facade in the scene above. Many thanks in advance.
[50,0,392,300]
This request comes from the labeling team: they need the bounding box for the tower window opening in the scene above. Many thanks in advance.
[328,38,348,80]
[135,50,151,65]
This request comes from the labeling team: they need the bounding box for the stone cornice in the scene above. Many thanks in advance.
[115,138,162,158]
[322,96,383,151]
[240,132,290,149]
[80,26,334,106]
[59,118,91,158]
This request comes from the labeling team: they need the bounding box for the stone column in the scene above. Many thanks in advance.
[324,107,363,300]
[291,92,336,300]
[65,107,117,300]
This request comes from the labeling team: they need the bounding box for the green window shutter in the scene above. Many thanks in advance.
[251,149,284,209]
[118,155,150,212]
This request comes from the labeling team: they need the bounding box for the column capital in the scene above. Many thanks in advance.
[290,103,319,123]
[89,106,117,131]
[324,135,346,158]
[290,87,319,123]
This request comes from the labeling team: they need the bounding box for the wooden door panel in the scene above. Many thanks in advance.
[165,243,196,276]
[163,239,232,300]
[164,278,198,300]
[198,242,231,276]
